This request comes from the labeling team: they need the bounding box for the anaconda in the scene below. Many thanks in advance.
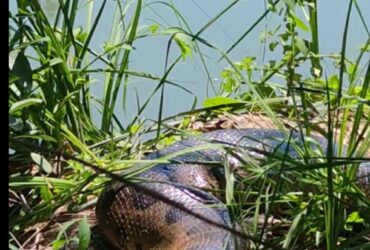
[96,128,370,249]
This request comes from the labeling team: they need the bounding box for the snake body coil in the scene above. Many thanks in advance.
[96,129,369,249]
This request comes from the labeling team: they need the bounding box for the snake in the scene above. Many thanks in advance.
[95,128,370,250]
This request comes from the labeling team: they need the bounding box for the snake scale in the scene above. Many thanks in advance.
[96,129,370,249]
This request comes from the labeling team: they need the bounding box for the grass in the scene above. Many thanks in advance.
[9,0,370,249]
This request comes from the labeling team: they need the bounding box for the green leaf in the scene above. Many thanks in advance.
[295,37,309,55]
[9,243,19,250]
[61,124,100,162]
[292,14,309,32]
[283,0,295,10]
[53,220,79,249]
[9,73,21,84]
[328,75,339,90]
[162,27,184,35]
[149,24,159,34]
[203,96,243,108]
[11,51,33,91]
[9,176,74,189]
[52,239,67,250]
[18,0,32,10]
[40,186,54,201]
[16,134,57,143]
[56,220,79,241]
[173,33,193,60]
[78,217,91,250]
[256,84,276,97]
[9,51,18,69]
[9,98,43,114]
[9,116,24,131]
[162,28,193,60]
[283,209,306,248]
[346,211,364,223]
[30,152,53,174]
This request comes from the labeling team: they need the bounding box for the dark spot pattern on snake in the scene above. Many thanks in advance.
[130,188,158,210]
[164,206,182,224]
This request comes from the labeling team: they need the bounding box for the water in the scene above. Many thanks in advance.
[9,0,370,129]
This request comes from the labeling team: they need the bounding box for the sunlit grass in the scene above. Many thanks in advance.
[9,0,369,249]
